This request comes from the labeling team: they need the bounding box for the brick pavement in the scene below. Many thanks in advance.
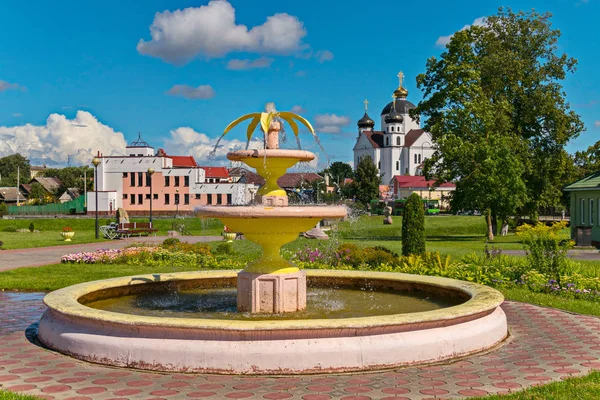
[0,294,599,399]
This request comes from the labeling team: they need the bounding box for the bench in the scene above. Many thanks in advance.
[115,222,158,238]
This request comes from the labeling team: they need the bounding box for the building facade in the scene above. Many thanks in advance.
[353,72,435,181]
[88,135,252,215]
[564,171,600,247]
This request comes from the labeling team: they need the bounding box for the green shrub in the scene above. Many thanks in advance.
[162,237,180,247]
[215,242,235,255]
[2,226,17,232]
[0,203,8,217]
[0,240,3,249]
[401,193,425,256]
[517,222,573,287]
[28,222,35,233]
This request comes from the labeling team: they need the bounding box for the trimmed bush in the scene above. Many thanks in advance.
[28,222,35,233]
[401,193,426,256]
[162,237,180,247]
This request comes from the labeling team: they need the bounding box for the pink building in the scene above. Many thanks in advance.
[88,135,254,215]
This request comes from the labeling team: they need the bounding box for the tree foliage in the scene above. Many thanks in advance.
[0,154,30,186]
[414,8,583,239]
[353,156,380,208]
[28,182,49,204]
[322,162,354,185]
[41,166,94,194]
[574,140,600,178]
[401,193,426,256]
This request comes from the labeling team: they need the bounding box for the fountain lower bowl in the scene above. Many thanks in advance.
[38,270,508,374]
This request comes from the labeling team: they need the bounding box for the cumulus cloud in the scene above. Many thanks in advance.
[167,84,215,99]
[0,111,127,166]
[226,57,274,70]
[315,50,334,63]
[137,0,307,65]
[163,127,261,165]
[435,17,486,47]
[314,114,351,133]
[0,80,25,92]
[594,120,600,128]
[291,105,306,114]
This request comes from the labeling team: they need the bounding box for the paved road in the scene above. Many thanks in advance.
[0,236,222,272]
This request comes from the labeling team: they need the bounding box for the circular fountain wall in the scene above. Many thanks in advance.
[38,270,508,374]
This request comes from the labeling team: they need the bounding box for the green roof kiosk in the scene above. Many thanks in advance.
[564,171,600,247]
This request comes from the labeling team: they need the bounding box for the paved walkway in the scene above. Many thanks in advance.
[0,236,222,272]
[0,293,599,399]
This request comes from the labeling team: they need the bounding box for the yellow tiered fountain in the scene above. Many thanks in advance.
[196,105,347,313]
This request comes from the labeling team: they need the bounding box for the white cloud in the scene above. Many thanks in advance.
[315,50,334,63]
[167,84,215,99]
[12,113,22,117]
[0,80,25,92]
[314,114,351,133]
[0,111,127,166]
[435,17,486,47]
[164,127,261,165]
[594,120,600,128]
[291,105,306,114]
[226,57,274,70]
[137,0,307,65]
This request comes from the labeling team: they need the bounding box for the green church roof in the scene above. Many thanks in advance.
[564,170,600,191]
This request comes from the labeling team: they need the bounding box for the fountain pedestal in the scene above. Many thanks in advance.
[237,271,307,313]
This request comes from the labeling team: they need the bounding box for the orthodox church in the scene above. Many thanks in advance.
[353,72,434,181]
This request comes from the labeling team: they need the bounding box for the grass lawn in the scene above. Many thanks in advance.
[0,217,224,249]
[0,391,39,400]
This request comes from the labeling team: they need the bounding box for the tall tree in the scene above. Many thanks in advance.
[41,166,94,194]
[414,8,583,239]
[353,156,380,208]
[322,162,354,185]
[28,182,48,204]
[0,154,30,186]
[574,140,600,178]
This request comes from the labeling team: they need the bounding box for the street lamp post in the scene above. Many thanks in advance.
[175,189,179,219]
[91,157,101,239]
[147,168,155,226]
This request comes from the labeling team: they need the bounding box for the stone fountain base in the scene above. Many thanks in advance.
[237,271,306,313]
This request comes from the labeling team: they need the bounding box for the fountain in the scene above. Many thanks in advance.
[37,105,508,374]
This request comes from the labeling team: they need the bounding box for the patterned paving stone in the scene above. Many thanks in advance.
[0,296,600,399]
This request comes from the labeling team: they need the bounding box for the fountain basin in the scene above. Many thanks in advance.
[38,270,508,374]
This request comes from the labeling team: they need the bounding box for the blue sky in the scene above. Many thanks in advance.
[0,0,598,168]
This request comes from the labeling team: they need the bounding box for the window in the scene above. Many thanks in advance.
[138,172,143,187]
[123,172,128,178]
[165,194,170,204]
[207,194,213,204]
[414,154,418,164]
[174,193,180,205]
[184,194,190,205]
[385,137,390,146]
[581,198,585,225]
[377,161,381,169]
[165,176,170,187]
[227,193,232,205]
[184,176,189,187]
[130,194,135,205]
[396,161,399,170]
[396,137,401,146]
[174,176,180,187]
[145,173,151,187]
[130,173,135,187]
[153,194,158,200]
[217,194,222,205]
[145,194,151,199]
[195,194,201,200]
[122,194,127,199]
[138,194,143,205]
[418,154,422,164]
[391,126,394,132]
[591,199,595,226]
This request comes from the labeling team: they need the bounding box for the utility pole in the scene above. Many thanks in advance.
[16,166,20,206]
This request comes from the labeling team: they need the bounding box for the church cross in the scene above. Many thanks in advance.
[363,99,369,111]
[397,71,404,87]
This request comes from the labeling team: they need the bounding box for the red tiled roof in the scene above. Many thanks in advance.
[404,129,425,148]
[363,131,384,148]
[392,175,455,189]
[277,173,323,189]
[200,166,230,178]
[168,156,198,168]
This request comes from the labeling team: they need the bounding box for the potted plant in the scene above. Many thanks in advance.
[222,226,236,243]
[61,226,75,241]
